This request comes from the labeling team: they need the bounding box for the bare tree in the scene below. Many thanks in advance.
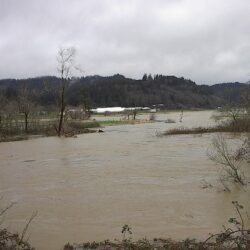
[213,86,250,126]
[56,47,76,136]
[81,87,91,119]
[236,136,250,162]
[220,107,243,122]
[19,211,38,244]
[0,91,7,130]
[208,134,245,186]
[132,109,137,120]
[1,101,18,135]
[0,200,16,218]
[179,110,183,122]
[17,84,35,133]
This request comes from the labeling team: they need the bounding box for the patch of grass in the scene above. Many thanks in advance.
[99,120,131,126]
[68,121,101,129]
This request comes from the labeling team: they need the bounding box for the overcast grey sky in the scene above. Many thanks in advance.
[0,0,250,84]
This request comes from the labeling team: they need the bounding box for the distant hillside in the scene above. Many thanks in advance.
[0,74,248,109]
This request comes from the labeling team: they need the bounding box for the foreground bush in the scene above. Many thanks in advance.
[65,200,250,250]
[64,235,250,250]
[0,229,34,250]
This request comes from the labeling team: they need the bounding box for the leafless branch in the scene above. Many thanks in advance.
[0,202,16,217]
[19,211,38,244]
[208,134,245,185]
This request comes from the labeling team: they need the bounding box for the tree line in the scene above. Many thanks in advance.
[0,74,248,110]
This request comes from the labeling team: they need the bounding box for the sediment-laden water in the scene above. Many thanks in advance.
[0,111,249,250]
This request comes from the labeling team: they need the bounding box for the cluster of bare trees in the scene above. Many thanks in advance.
[0,47,90,138]
[17,85,37,133]
[209,89,250,190]
[0,84,37,135]
[209,135,246,188]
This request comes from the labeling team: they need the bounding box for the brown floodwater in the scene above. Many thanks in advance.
[0,111,249,250]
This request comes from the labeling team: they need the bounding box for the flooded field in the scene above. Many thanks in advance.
[0,110,249,250]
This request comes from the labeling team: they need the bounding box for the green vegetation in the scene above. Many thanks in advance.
[67,120,100,130]
[98,119,150,126]
[98,120,131,126]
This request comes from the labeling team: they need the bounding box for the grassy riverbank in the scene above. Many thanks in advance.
[0,118,153,142]
[0,120,101,142]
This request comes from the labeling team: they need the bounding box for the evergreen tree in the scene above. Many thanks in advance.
[142,73,147,81]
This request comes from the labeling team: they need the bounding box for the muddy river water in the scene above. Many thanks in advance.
[0,111,249,250]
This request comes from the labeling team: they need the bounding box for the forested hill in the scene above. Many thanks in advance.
[0,74,248,109]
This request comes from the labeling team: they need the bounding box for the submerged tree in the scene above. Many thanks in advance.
[209,134,246,186]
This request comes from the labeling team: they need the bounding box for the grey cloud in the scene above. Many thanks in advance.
[0,0,250,84]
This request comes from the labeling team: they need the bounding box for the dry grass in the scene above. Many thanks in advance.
[163,126,223,135]
[163,117,250,136]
